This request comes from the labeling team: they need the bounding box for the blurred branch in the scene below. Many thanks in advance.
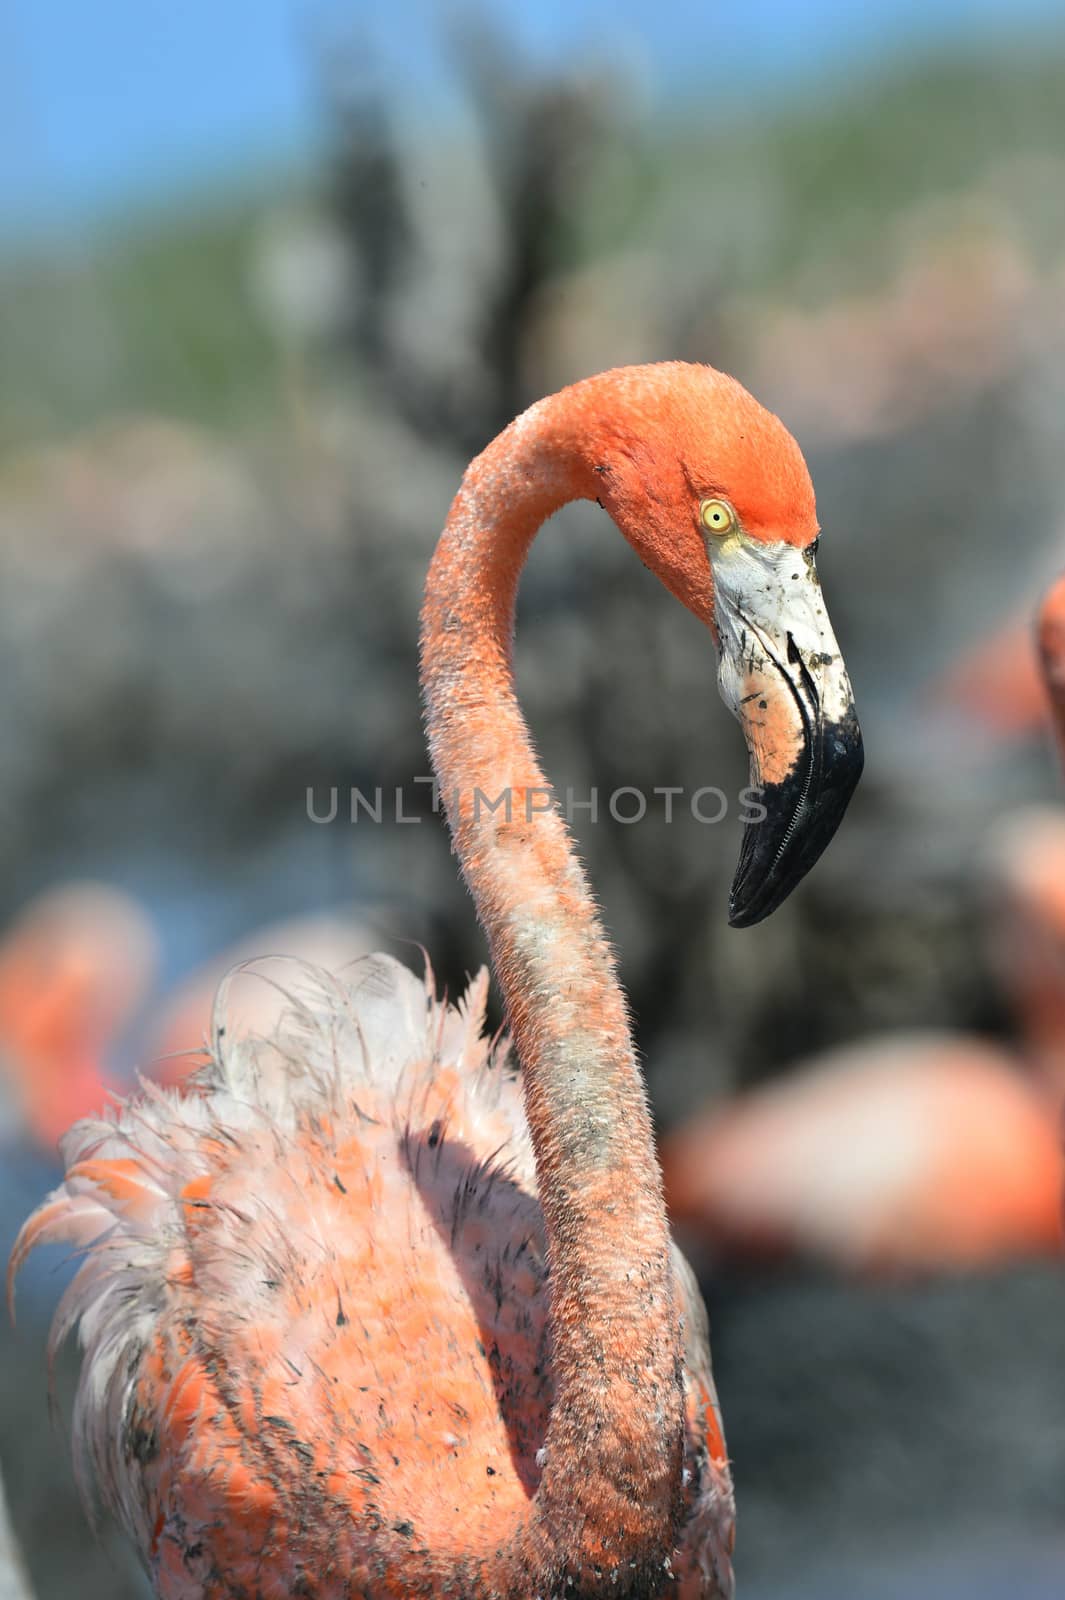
[316,14,616,454]
[320,47,413,375]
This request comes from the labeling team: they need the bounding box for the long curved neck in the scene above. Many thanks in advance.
[420,391,684,1591]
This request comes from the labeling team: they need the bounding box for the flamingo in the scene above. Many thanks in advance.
[933,604,1048,739]
[1037,569,1065,759]
[662,1032,1063,1274]
[983,806,1065,1096]
[980,572,1065,1090]
[8,363,862,1598]
[932,565,1065,745]
[0,884,157,1155]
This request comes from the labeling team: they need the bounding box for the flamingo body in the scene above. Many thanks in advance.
[13,956,731,1598]
[663,1034,1063,1274]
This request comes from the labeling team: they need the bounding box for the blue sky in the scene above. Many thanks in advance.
[2,0,1063,235]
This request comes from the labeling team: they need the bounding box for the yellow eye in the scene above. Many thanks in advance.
[700,498,737,536]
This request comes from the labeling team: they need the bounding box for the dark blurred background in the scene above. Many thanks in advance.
[3,2,1065,1596]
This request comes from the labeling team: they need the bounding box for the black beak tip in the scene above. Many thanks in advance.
[728,713,864,929]
[727,861,793,929]
[727,893,771,931]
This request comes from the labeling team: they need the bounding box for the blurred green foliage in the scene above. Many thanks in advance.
[1,41,1064,452]
[0,193,285,451]
[669,46,1065,302]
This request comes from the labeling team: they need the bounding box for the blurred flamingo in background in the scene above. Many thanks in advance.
[9,364,864,1598]
[984,806,1065,1096]
[1037,569,1065,758]
[663,1033,1062,1274]
[932,564,1065,745]
[982,572,1065,1088]
[147,910,378,1084]
[934,603,1048,739]
[664,566,1065,1278]
[0,885,157,1156]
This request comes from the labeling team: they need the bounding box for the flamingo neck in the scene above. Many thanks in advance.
[420,391,684,1591]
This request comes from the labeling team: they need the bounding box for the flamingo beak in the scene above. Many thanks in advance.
[709,537,863,928]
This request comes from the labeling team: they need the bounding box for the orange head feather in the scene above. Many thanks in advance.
[562,363,819,628]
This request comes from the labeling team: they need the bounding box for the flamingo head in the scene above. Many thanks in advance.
[584,362,864,926]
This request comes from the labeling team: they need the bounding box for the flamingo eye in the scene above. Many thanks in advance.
[700,498,737,536]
